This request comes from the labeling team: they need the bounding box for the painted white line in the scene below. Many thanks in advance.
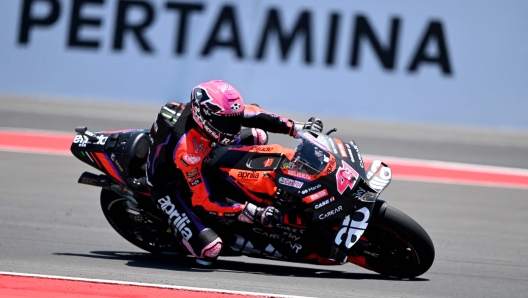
[364,154,528,176]
[0,271,314,298]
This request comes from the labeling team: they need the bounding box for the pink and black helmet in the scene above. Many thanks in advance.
[191,80,245,145]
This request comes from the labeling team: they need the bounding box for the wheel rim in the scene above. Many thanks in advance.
[356,223,419,276]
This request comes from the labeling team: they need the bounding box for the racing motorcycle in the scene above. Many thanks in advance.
[70,125,435,278]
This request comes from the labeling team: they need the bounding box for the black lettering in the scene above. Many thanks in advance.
[68,0,104,49]
[325,13,340,66]
[18,0,60,44]
[165,2,204,55]
[408,21,452,75]
[350,15,400,70]
[256,9,313,64]
[113,0,155,53]
[201,5,243,58]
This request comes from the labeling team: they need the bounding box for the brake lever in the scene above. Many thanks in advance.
[325,128,337,135]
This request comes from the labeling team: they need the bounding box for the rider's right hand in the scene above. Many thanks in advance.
[303,117,323,133]
[290,117,324,138]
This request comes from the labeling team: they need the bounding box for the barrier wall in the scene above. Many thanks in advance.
[1,0,527,129]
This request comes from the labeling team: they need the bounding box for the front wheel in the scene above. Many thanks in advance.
[348,203,435,278]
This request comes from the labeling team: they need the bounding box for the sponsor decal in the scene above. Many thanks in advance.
[334,139,348,158]
[336,160,359,194]
[335,207,370,249]
[325,157,336,175]
[301,184,321,195]
[263,158,274,167]
[275,223,306,234]
[251,146,273,152]
[186,169,198,176]
[253,228,303,253]
[287,170,313,181]
[344,143,355,162]
[318,205,343,220]
[314,197,335,209]
[16,1,453,76]
[187,174,200,181]
[220,137,232,145]
[327,137,338,154]
[230,103,241,111]
[73,134,107,147]
[203,124,219,139]
[190,178,202,186]
[193,137,204,153]
[278,177,303,188]
[158,196,193,240]
[356,187,366,197]
[182,153,201,165]
[110,153,124,172]
[180,158,189,167]
[302,189,329,203]
[208,211,218,216]
[237,171,260,180]
[351,142,364,168]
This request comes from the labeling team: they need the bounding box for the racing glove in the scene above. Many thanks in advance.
[290,117,324,138]
[304,117,323,133]
[238,203,280,228]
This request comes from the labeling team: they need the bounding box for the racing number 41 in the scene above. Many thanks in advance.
[336,160,359,194]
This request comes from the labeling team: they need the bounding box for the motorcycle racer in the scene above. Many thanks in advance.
[146,79,323,265]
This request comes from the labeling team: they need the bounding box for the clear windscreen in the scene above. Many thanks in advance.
[283,131,331,175]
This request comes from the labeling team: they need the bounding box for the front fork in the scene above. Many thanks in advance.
[328,160,392,262]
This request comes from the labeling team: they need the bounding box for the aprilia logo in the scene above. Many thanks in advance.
[237,171,259,179]
[158,196,193,240]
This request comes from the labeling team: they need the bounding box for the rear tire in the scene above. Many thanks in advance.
[350,204,435,278]
[100,188,181,254]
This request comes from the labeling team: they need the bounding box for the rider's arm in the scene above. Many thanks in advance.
[173,132,245,217]
[242,104,298,136]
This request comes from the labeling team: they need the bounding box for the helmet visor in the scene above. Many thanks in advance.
[208,112,244,135]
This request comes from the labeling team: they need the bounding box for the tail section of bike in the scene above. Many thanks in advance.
[70,127,150,194]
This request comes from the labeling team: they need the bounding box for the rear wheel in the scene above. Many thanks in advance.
[349,204,435,278]
[100,188,183,254]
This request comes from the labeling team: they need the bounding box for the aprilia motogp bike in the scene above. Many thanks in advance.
[71,125,435,278]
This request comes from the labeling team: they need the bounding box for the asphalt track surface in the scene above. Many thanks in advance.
[1,96,528,297]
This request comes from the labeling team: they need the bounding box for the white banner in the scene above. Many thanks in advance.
[1,0,527,129]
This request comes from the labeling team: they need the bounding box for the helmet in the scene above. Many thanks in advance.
[191,80,245,145]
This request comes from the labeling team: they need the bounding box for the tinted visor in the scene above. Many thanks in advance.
[208,112,244,135]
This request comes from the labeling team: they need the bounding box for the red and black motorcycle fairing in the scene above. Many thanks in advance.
[71,129,151,194]
[70,126,434,278]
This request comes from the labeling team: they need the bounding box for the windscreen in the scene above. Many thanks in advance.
[283,132,330,175]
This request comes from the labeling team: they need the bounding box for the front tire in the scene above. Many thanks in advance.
[349,204,435,278]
